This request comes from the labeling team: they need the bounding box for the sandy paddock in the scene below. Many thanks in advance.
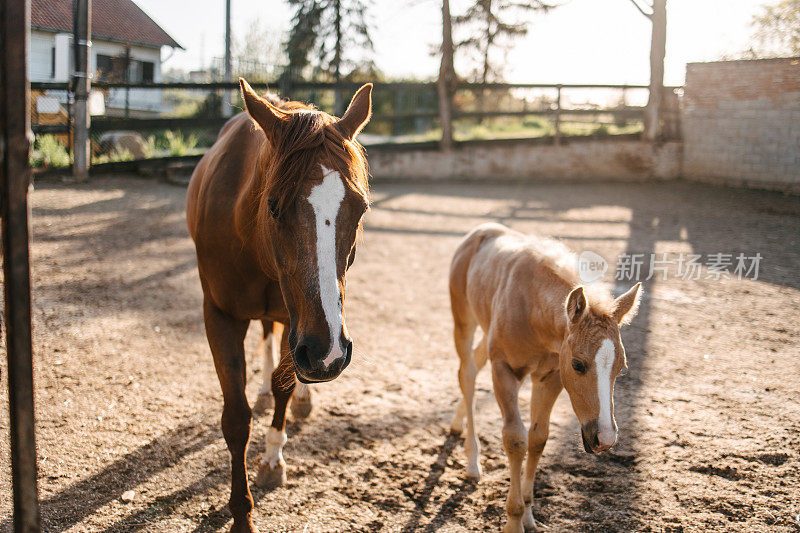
[1,176,798,532]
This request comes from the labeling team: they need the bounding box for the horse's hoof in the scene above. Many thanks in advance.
[255,460,286,489]
[290,398,312,419]
[229,519,258,533]
[253,392,274,415]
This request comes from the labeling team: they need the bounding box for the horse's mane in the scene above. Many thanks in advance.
[239,94,370,249]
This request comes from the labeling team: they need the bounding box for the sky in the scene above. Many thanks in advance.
[135,0,770,86]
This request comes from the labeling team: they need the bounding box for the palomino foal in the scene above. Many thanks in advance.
[449,223,641,533]
[187,78,372,533]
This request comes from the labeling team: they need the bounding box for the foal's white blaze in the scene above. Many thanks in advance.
[307,166,346,368]
[595,338,617,446]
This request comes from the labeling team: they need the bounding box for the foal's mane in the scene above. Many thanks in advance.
[255,95,369,218]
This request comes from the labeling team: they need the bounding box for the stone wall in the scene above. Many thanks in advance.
[682,57,800,192]
[368,136,682,182]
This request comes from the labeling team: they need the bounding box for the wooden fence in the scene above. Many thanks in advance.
[30,80,681,172]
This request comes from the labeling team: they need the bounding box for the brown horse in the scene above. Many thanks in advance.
[186,78,372,532]
[449,223,641,533]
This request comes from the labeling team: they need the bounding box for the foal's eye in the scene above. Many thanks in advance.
[572,359,587,374]
[267,198,280,220]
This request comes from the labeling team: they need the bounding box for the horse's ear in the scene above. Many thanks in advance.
[565,286,586,324]
[336,83,372,140]
[239,77,285,140]
[613,283,642,325]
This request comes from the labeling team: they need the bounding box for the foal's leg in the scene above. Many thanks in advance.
[203,299,257,533]
[253,320,276,415]
[452,309,481,479]
[521,371,562,531]
[492,358,527,533]
[450,335,488,435]
[256,326,295,489]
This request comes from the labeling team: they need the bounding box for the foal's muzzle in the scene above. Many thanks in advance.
[581,419,615,454]
[290,333,352,383]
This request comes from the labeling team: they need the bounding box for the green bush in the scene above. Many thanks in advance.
[30,135,71,168]
[161,130,199,156]
[93,147,135,165]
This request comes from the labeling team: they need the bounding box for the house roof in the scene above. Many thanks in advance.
[31,0,182,50]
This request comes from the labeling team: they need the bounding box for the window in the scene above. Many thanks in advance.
[95,54,154,83]
[142,61,154,83]
[50,47,55,78]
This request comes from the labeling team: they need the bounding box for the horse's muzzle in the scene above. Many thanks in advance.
[291,333,352,383]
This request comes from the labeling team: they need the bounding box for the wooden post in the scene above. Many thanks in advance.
[554,84,562,146]
[1,0,42,530]
[222,0,232,118]
[72,0,91,181]
[437,0,455,151]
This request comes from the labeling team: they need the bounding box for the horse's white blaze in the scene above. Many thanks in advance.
[595,338,616,446]
[307,166,346,368]
[261,427,287,469]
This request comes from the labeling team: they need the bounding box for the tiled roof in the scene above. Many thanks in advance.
[31,0,182,49]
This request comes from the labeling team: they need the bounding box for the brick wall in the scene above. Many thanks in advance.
[368,136,682,182]
[682,57,800,191]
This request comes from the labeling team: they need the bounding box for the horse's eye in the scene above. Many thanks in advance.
[572,359,586,374]
[267,198,280,220]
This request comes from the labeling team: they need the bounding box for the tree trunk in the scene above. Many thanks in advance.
[333,0,344,115]
[438,0,456,151]
[644,0,666,142]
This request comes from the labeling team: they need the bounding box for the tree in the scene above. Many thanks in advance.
[438,0,457,150]
[233,18,287,80]
[454,0,553,84]
[628,0,666,142]
[285,0,375,83]
[747,0,800,58]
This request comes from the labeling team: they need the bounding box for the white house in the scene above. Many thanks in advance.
[30,0,181,116]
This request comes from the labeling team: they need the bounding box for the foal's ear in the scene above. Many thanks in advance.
[613,282,642,325]
[336,83,373,140]
[239,77,286,140]
[565,286,587,324]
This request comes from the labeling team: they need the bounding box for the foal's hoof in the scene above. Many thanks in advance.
[253,392,274,415]
[290,397,312,419]
[465,462,482,481]
[255,460,286,489]
[523,508,542,531]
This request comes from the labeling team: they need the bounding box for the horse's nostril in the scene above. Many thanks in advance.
[343,339,353,359]
[294,342,312,372]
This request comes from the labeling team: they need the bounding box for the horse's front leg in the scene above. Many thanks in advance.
[521,371,562,532]
[492,358,526,533]
[256,326,295,489]
[203,299,257,533]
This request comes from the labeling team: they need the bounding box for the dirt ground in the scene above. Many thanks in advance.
[1,175,799,532]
